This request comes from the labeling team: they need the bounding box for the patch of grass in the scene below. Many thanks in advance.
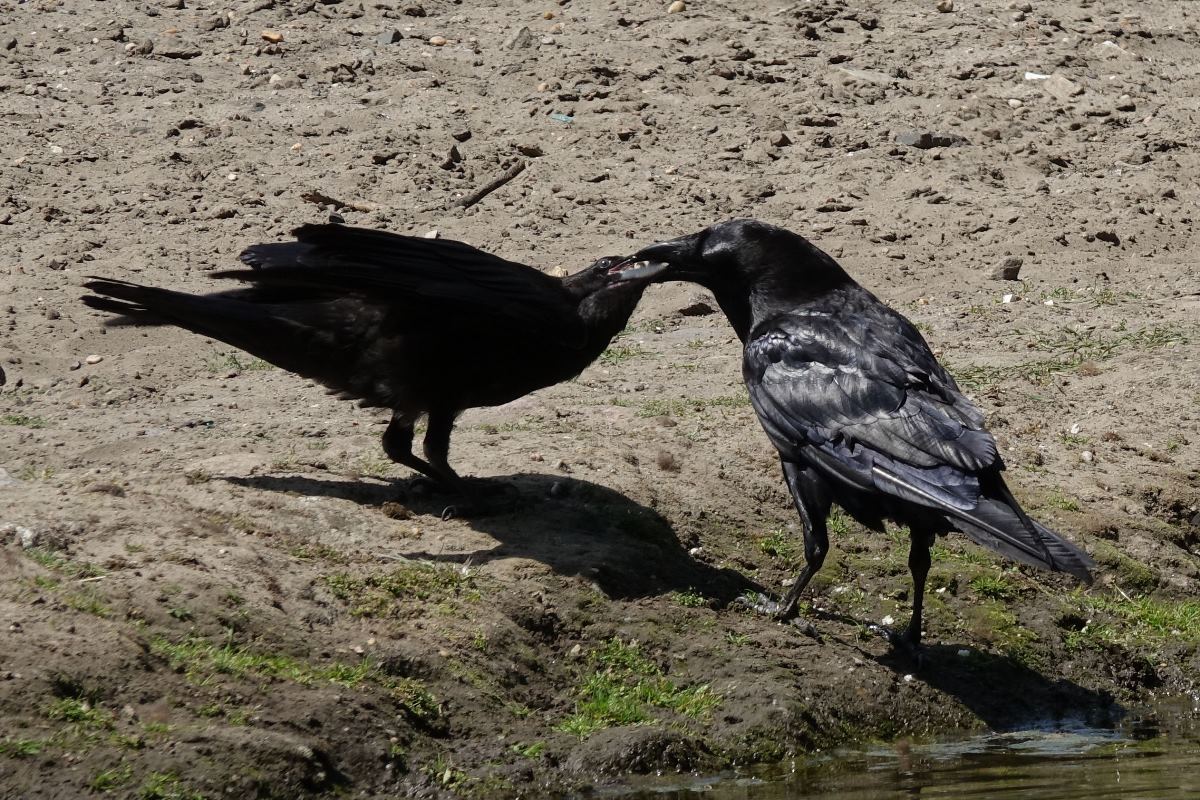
[139,772,206,800]
[964,603,1042,668]
[91,763,135,792]
[1045,489,1081,512]
[17,465,55,481]
[205,351,273,374]
[1069,593,1200,651]
[635,392,751,418]
[0,738,44,758]
[599,344,646,366]
[1090,543,1158,593]
[46,698,114,729]
[23,547,105,579]
[324,562,476,617]
[952,323,1193,390]
[424,755,468,791]
[970,574,1018,602]
[559,638,721,738]
[347,454,394,479]
[1,413,47,428]
[63,590,111,618]
[150,635,439,723]
[757,528,798,565]
[670,589,709,608]
[511,740,546,758]
[725,631,751,646]
[289,542,351,564]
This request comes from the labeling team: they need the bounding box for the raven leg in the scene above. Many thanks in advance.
[420,409,470,494]
[381,411,447,486]
[775,460,832,620]
[738,460,831,625]
[891,529,934,661]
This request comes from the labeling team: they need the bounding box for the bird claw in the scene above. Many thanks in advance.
[872,624,924,669]
[733,593,817,637]
[733,592,785,617]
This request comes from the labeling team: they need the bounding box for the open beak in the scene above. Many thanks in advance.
[605,257,670,282]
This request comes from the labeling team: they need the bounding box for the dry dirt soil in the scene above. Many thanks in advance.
[3,0,1200,797]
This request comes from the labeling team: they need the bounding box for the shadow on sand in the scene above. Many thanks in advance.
[226,471,759,603]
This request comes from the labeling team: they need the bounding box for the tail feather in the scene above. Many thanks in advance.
[949,495,1094,583]
[81,279,321,376]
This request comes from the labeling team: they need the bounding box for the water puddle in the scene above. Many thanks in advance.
[599,698,1200,799]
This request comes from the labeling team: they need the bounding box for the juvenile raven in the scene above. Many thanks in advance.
[83,224,651,501]
[613,219,1093,655]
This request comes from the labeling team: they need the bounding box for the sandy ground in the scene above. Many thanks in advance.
[2,0,1200,797]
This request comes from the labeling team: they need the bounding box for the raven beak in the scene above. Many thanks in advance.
[606,258,670,282]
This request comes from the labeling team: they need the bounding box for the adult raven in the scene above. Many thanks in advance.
[83,224,651,503]
[613,219,1093,655]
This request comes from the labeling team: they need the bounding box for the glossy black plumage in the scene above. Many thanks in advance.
[82,224,650,494]
[623,219,1094,654]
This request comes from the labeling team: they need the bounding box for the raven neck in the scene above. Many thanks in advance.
[575,286,644,345]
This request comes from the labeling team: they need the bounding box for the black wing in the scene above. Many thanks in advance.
[745,299,1092,580]
[229,224,582,337]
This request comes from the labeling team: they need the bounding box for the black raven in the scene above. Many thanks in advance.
[83,224,652,502]
[615,219,1094,655]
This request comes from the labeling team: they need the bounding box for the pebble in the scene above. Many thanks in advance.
[376,29,403,46]
[1081,451,1094,463]
[936,0,953,11]
[428,35,447,46]
[261,30,284,44]
[668,0,687,12]
[991,256,1023,280]
[1007,98,1023,108]
[69,361,82,371]
[85,354,103,365]
[542,10,556,19]
[505,26,535,50]
[903,673,915,682]
[1041,73,1083,103]
[894,130,967,149]
[1,523,38,548]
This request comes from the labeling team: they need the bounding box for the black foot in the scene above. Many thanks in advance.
[732,593,819,638]
[880,626,924,668]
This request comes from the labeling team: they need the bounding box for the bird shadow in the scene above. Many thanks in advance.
[812,618,1122,729]
[224,472,759,603]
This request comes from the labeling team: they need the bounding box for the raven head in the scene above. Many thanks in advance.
[609,219,846,293]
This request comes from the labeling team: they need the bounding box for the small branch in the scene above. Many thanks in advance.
[453,160,526,209]
[300,190,376,213]
[77,575,108,584]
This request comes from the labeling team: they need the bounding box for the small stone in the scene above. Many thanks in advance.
[155,39,201,59]
[451,129,472,142]
[261,30,284,44]
[85,354,103,365]
[770,132,792,147]
[46,257,67,271]
[4,37,16,51]
[991,256,1023,280]
[1,524,38,548]
[903,673,915,682]
[1041,73,1084,104]
[568,643,583,658]
[668,0,687,12]
[529,452,544,462]
[1007,98,1023,108]
[428,35,447,46]
[656,450,680,472]
[504,26,535,50]
[1081,451,1094,463]
[936,0,953,11]
[376,29,403,45]
[1095,230,1120,246]
[403,4,427,16]
[69,361,82,371]
[881,615,895,626]
[542,10,555,19]
[516,143,545,157]
[423,229,439,239]
[894,130,967,149]
[1115,95,1136,112]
